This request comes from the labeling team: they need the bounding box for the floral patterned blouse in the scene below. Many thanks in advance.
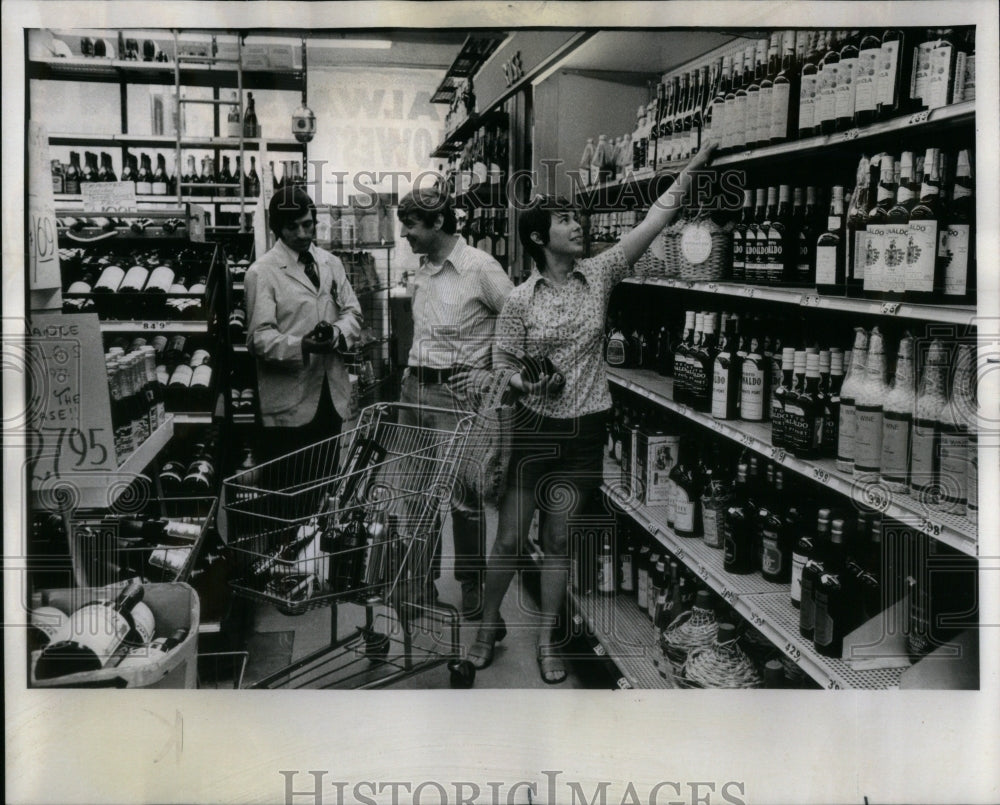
[495,243,631,419]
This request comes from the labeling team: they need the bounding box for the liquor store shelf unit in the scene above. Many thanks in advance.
[600,466,905,690]
[619,278,977,326]
[577,101,976,204]
[48,133,305,151]
[606,366,977,558]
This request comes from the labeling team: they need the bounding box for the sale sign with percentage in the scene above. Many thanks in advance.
[27,121,62,292]
[27,313,117,491]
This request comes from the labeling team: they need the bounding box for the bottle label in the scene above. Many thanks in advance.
[954,52,975,102]
[152,180,167,195]
[865,224,887,292]
[939,430,968,506]
[746,92,760,145]
[721,98,736,148]
[597,555,615,594]
[876,40,901,107]
[816,244,839,284]
[925,43,954,110]
[62,604,131,663]
[882,222,909,294]
[711,357,731,418]
[674,492,697,533]
[906,219,939,292]
[912,41,935,104]
[136,180,152,195]
[130,601,156,645]
[910,420,938,489]
[791,552,806,603]
[761,532,783,575]
[816,63,840,124]
[798,231,811,277]
[800,576,816,631]
[702,507,724,548]
[854,48,880,112]
[620,554,634,592]
[96,266,125,292]
[758,86,773,140]
[732,95,748,148]
[852,230,867,280]
[881,411,912,483]
[813,590,834,647]
[835,56,859,120]
[855,404,884,473]
[740,360,765,420]
[770,82,791,140]
[606,337,627,366]
[838,400,857,463]
[940,224,970,296]
[799,74,817,131]
[732,230,745,271]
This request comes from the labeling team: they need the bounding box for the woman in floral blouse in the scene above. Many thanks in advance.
[468,143,717,684]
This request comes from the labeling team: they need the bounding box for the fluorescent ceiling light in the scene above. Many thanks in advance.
[244,34,392,49]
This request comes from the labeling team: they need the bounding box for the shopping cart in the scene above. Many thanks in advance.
[223,402,477,689]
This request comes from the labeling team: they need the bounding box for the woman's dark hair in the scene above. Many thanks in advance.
[518,196,577,270]
[268,186,317,237]
[397,187,457,235]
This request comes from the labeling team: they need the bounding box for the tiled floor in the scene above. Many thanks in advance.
[239,506,595,689]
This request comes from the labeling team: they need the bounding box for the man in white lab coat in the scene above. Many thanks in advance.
[245,186,362,463]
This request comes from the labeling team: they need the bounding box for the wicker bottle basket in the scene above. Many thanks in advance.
[660,594,719,674]
[681,631,764,689]
[676,208,733,282]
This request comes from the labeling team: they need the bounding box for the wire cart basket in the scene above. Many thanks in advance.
[224,402,477,689]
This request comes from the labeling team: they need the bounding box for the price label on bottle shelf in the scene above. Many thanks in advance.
[617,677,634,690]
[842,128,862,142]
[742,286,756,298]
[743,150,753,161]
[783,641,802,662]
[721,587,737,604]
[572,614,584,628]
[696,563,709,580]
[706,283,719,293]
[880,302,901,316]
[800,294,821,308]
[812,467,831,484]
[863,486,891,512]
[141,321,171,331]
[593,643,607,657]
[740,433,755,447]
[827,678,843,690]
[770,447,787,463]
[920,517,943,538]
[750,611,765,628]
[674,546,686,560]
[907,110,930,125]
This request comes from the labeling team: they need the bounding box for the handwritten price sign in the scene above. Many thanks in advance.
[27,122,62,292]
[81,182,138,214]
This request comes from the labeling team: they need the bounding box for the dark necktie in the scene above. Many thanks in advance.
[300,250,319,289]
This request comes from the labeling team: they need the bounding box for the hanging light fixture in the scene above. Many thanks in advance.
[292,37,316,143]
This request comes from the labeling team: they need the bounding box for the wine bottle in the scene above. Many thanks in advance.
[760,470,792,583]
[821,348,844,458]
[93,264,125,293]
[671,436,704,537]
[690,311,719,413]
[731,188,753,282]
[712,313,742,420]
[247,155,261,197]
[813,517,849,657]
[151,154,168,196]
[789,351,825,458]
[64,151,82,194]
[770,347,796,447]
[863,154,896,298]
[745,38,768,149]
[118,264,149,294]
[910,340,948,503]
[815,185,847,295]
[135,153,153,195]
[880,334,915,494]
[854,326,888,479]
[815,30,841,135]
[226,91,242,138]
[97,151,116,182]
[924,28,958,110]
[835,30,861,130]
[936,343,974,516]
[739,324,768,422]
[82,151,98,183]
[722,48,744,153]
[939,149,974,302]
[765,184,791,285]
[875,150,916,301]
[243,91,259,138]
[671,311,695,405]
[798,31,823,138]
[846,156,873,296]
[836,328,869,472]
[876,28,917,119]
[34,579,153,679]
[904,147,942,302]
[799,508,831,639]
[723,461,756,574]
[769,30,800,143]
[746,187,767,284]
[910,29,937,111]
[755,34,779,148]
[853,29,883,126]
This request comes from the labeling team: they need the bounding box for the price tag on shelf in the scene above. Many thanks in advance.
[783,641,802,662]
[617,677,634,690]
[705,282,719,293]
[696,563,709,580]
[593,643,607,657]
[827,678,843,690]
[721,587,737,604]
[842,128,861,141]
[81,181,138,214]
[739,433,755,447]
[749,611,765,628]
[880,301,901,315]
[742,286,756,298]
[800,294,821,308]
[140,321,172,331]
[769,447,787,463]
[919,517,943,538]
[812,467,831,484]
[27,313,117,493]
[27,122,62,294]
[907,110,930,125]
[674,546,686,560]
[862,485,891,512]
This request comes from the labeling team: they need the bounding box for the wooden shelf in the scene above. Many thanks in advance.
[100,320,209,333]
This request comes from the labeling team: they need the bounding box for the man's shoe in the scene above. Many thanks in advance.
[460,580,483,620]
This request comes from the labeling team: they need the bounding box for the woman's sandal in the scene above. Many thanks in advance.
[467,619,507,670]
[536,643,568,685]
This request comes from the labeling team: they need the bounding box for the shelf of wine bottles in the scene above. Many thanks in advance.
[606,366,976,557]
[569,591,676,689]
[620,278,976,326]
[600,457,967,690]
[48,132,305,150]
